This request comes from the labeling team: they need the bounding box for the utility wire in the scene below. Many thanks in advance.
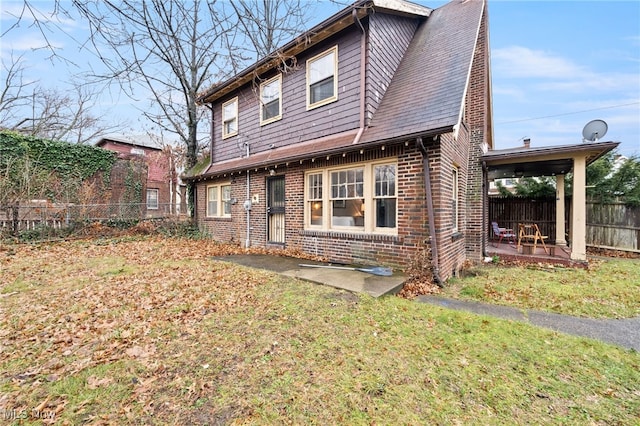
[496,101,640,125]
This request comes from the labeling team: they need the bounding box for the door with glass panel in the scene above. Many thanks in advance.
[267,176,285,244]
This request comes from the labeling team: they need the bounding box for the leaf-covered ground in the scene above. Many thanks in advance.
[1,237,639,424]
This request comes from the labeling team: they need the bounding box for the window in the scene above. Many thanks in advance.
[307,46,337,109]
[207,186,218,217]
[207,183,232,217]
[307,173,323,226]
[452,167,459,232]
[131,147,145,156]
[331,168,364,228]
[222,97,238,138]
[304,161,397,233]
[222,185,232,216]
[260,75,282,125]
[374,164,396,228]
[146,189,159,210]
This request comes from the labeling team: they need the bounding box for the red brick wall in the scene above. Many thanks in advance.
[196,144,437,270]
[98,141,172,214]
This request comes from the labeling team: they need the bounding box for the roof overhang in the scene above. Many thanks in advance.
[94,136,162,151]
[184,127,449,181]
[483,141,619,180]
[196,0,431,105]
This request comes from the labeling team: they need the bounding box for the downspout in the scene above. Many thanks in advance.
[352,8,366,144]
[245,142,251,248]
[417,137,444,287]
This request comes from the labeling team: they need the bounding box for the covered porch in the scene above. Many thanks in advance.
[485,237,578,267]
[482,140,619,264]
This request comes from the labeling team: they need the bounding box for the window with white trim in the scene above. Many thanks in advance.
[452,166,459,232]
[307,173,323,226]
[222,97,238,138]
[331,168,364,228]
[207,183,232,217]
[222,184,232,215]
[374,164,396,228]
[260,74,282,125]
[307,46,338,109]
[304,161,397,233]
[146,188,159,210]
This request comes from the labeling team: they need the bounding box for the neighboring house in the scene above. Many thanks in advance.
[185,0,491,281]
[96,136,179,217]
[488,178,519,196]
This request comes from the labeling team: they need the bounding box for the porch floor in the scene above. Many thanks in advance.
[485,240,588,267]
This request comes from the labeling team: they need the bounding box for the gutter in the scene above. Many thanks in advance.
[417,136,444,287]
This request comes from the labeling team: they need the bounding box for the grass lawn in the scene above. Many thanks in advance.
[1,236,639,424]
[445,257,640,319]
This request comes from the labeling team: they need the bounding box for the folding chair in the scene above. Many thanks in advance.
[491,221,516,247]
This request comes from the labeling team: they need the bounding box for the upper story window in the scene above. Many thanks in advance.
[222,97,238,138]
[260,74,282,125]
[307,46,338,110]
[131,147,145,156]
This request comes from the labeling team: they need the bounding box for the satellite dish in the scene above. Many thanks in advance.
[582,119,608,142]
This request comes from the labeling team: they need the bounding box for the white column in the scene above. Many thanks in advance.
[555,175,567,246]
[571,156,587,261]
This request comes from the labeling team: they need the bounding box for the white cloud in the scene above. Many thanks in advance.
[3,33,62,51]
[492,46,585,79]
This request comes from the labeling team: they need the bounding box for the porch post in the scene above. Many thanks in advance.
[571,156,587,261]
[555,175,567,247]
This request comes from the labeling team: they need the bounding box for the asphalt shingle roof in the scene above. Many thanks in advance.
[359,0,485,144]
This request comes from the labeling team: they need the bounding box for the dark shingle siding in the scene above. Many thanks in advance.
[210,28,362,164]
[366,13,420,126]
[360,0,485,144]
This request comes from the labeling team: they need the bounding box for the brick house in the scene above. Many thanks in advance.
[186,0,491,281]
[96,136,177,217]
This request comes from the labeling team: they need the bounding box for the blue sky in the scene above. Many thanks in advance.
[1,0,639,157]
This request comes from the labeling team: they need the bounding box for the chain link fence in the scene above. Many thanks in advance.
[1,202,185,239]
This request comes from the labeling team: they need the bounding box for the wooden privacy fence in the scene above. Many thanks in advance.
[586,201,639,252]
[489,197,561,244]
[489,197,639,252]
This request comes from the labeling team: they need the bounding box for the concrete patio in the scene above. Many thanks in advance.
[211,254,406,297]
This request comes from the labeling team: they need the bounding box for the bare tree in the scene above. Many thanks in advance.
[0,53,37,129]
[72,0,316,213]
[73,0,231,170]
[5,0,319,212]
[1,34,121,144]
[228,0,308,62]
[6,84,120,144]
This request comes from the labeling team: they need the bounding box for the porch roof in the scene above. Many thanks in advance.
[194,129,360,179]
[482,141,619,180]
